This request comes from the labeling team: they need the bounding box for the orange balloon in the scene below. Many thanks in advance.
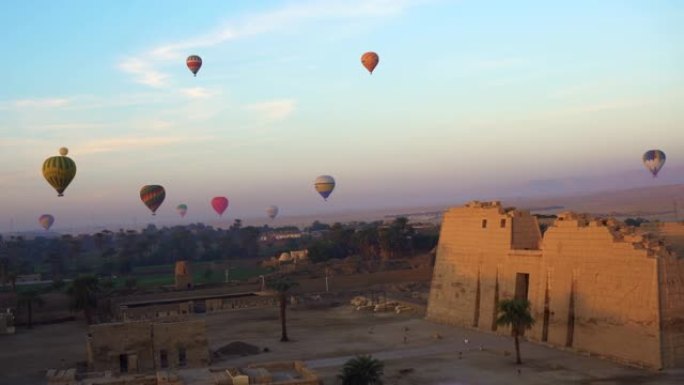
[361,51,379,74]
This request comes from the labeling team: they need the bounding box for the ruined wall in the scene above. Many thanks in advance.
[152,320,209,369]
[427,202,684,369]
[659,253,684,368]
[87,319,210,373]
[652,222,684,368]
[541,216,661,368]
[87,322,154,373]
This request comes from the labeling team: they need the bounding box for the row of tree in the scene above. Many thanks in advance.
[0,218,439,287]
[306,218,438,263]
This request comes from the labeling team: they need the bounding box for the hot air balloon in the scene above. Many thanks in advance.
[42,147,77,197]
[140,185,166,215]
[177,204,188,218]
[314,175,336,201]
[211,196,229,216]
[643,150,666,177]
[186,55,202,77]
[39,214,54,231]
[266,205,279,219]
[361,51,379,74]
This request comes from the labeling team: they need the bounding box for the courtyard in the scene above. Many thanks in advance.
[1,301,682,384]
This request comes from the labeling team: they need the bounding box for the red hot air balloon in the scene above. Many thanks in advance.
[211,196,229,216]
[361,51,379,74]
[186,55,202,77]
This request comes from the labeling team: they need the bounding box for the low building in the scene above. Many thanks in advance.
[278,250,309,264]
[86,319,210,374]
[427,201,684,369]
[119,292,277,321]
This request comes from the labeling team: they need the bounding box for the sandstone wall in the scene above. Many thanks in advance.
[152,320,210,369]
[87,322,154,373]
[427,202,684,369]
[541,217,661,368]
[658,248,684,368]
[427,202,518,327]
[87,320,210,373]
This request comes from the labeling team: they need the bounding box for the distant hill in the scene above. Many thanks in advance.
[244,184,684,227]
[508,184,684,220]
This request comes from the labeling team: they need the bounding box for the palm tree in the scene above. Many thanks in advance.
[267,276,299,342]
[496,298,535,364]
[17,289,45,329]
[67,275,100,324]
[338,355,384,385]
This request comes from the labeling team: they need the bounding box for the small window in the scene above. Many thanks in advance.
[500,219,506,228]
[481,219,487,228]
[160,350,168,369]
[178,347,187,367]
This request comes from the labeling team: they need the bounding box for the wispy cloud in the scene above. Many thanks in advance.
[0,138,44,148]
[149,0,424,60]
[119,0,427,87]
[1,97,71,109]
[118,57,170,87]
[33,122,114,131]
[570,100,648,113]
[474,57,526,70]
[79,135,213,155]
[180,87,221,100]
[549,83,596,99]
[243,99,296,122]
[147,119,175,131]
[547,99,650,117]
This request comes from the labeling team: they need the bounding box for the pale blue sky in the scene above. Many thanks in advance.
[1,0,683,232]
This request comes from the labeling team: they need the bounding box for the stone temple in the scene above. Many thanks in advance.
[427,201,684,369]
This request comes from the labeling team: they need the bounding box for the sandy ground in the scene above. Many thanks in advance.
[1,304,682,385]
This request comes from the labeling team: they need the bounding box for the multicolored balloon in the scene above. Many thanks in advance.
[314,175,336,201]
[39,214,55,231]
[186,55,202,77]
[42,147,77,197]
[361,51,379,74]
[211,196,229,216]
[643,150,666,177]
[266,205,279,219]
[140,185,166,215]
[177,204,188,218]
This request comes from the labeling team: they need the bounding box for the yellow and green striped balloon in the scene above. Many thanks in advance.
[42,147,77,197]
